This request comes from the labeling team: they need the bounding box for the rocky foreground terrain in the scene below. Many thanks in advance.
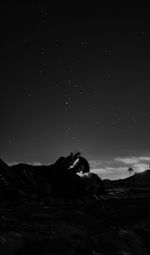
[0,159,150,254]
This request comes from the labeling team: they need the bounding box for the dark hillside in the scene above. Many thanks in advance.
[0,159,150,254]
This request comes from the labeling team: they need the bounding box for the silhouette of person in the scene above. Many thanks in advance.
[78,156,90,173]
[69,153,90,174]
[54,153,74,172]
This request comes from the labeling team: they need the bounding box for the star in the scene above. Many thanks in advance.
[80,41,85,46]
[40,67,47,75]
[137,31,145,40]
[23,39,28,44]
[104,48,110,55]
[43,11,48,16]
[56,83,60,88]
[111,106,116,111]
[144,113,150,119]
[8,137,15,145]
[79,91,84,95]
[106,73,112,79]
[104,48,109,53]
[68,80,72,85]
[96,120,101,126]
[112,122,117,127]
[40,47,46,55]
[131,116,137,123]
[92,106,97,111]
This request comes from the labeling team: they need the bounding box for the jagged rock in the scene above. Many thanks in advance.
[0,157,106,198]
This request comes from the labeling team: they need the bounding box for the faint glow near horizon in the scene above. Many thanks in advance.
[90,155,150,180]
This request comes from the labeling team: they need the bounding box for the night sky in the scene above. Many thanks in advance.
[1,4,150,179]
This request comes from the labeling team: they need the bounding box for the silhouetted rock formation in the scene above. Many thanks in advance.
[0,158,9,169]
[0,159,23,200]
[1,157,150,254]
[68,152,90,174]
[10,163,37,193]
[0,159,9,192]
[81,172,106,195]
[0,154,106,198]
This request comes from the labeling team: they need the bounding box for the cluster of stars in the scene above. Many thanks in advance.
[28,11,149,148]
[65,127,77,141]
[41,7,48,23]
[62,79,87,112]
[40,47,47,56]
[104,48,111,56]
[64,80,72,112]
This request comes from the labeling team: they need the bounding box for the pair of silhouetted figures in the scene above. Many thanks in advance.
[0,152,106,198]
[54,152,90,174]
[34,152,93,196]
